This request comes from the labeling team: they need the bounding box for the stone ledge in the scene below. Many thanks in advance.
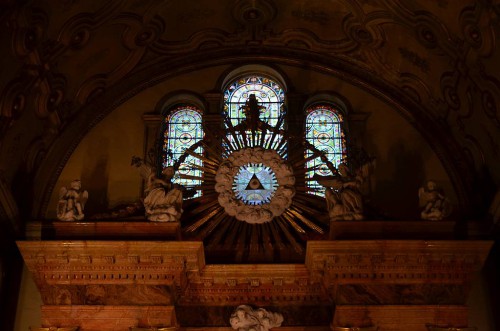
[329,220,457,240]
[27,220,181,240]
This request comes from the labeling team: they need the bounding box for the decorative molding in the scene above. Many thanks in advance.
[181,264,328,305]
[398,47,429,73]
[306,240,493,285]
[18,239,492,306]
[17,241,204,287]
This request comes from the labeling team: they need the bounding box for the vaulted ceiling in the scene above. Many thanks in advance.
[0,0,499,228]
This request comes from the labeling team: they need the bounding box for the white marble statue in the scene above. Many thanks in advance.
[131,156,183,222]
[229,305,283,331]
[57,180,88,221]
[314,161,374,221]
[418,180,452,221]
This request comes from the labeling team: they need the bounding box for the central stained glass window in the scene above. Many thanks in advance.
[232,163,278,205]
[223,75,286,150]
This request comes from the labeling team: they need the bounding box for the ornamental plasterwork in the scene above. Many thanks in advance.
[2,0,498,220]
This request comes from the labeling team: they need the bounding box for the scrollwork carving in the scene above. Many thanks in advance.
[482,90,499,128]
[0,78,27,136]
[231,0,277,26]
[291,8,331,25]
[439,69,463,115]
[416,24,438,49]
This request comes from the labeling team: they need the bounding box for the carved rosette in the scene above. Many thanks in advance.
[215,147,295,224]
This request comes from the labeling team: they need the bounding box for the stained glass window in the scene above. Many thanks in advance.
[305,104,346,196]
[163,105,203,198]
[223,75,285,148]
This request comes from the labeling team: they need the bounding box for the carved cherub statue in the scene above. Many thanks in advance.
[229,305,283,331]
[57,180,88,221]
[418,180,452,220]
[131,156,183,222]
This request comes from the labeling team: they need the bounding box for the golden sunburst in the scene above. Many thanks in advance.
[176,104,330,263]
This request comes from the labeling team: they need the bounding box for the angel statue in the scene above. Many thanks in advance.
[57,180,88,221]
[314,158,375,221]
[418,180,452,221]
[229,305,283,331]
[131,156,183,222]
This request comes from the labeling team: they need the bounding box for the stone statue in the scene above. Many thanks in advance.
[131,156,183,222]
[57,180,88,221]
[418,180,452,220]
[314,161,374,221]
[229,305,283,331]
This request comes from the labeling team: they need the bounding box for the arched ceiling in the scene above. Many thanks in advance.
[0,0,499,220]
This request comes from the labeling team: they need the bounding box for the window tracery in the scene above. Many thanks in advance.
[223,75,285,149]
[162,105,204,198]
[305,104,347,196]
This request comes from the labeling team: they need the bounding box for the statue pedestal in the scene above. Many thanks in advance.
[29,220,181,240]
[329,220,456,240]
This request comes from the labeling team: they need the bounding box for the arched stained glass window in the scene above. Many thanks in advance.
[305,104,347,196]
[163,105,203,198]
[223,75,285,149]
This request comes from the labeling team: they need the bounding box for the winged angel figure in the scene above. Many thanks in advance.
[314,160,375,221]
[57,180,88,221]
[131,156,183,222]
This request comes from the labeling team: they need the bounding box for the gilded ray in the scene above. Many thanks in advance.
[289,207,325,234]
[281,212,306,234]
[275,218,303,254]
[184,205,223,233]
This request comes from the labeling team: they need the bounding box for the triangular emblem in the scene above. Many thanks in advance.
[245,174,265,190]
